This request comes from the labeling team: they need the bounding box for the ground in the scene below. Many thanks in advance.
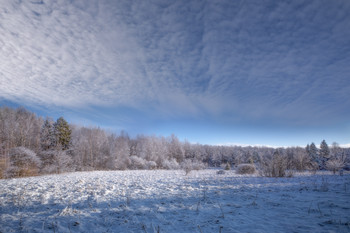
[0,170,349,232]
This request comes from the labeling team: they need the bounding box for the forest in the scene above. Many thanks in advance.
[0,106,349,178]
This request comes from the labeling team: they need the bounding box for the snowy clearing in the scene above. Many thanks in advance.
[1,170,350,233]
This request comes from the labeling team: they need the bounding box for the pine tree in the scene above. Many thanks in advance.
[319,140,330,170]
[54,117,72,150]
[305,144,310,155]
[309,142,319,169]
[40,118,56,150]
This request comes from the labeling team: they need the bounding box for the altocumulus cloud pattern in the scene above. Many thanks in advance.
[1,0,350,141]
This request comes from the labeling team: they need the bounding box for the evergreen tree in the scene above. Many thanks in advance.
[319,140,330,170]
[305,144,310,155]
[309,142,319,169]
[40,118,56,150]
[54,117,72,150]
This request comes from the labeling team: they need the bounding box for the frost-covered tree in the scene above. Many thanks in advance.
[326,142,345,174]
[129,156,146,169]
[162,158,180,169]
[3,105,349,178]
[326,157,345,174]
[6,147,41,178]
[308,143,319,170]
[0,107,42,151]
[305,144,310,156]
[234,149,245,166]
[40,118,56,150]
[292,147,311,171]
[38,149,72,174]
[260,150,289,177]
[112,134,131,170]
[331,142,343,158]
[319,140,330,170]
[168,134,185,163]
[0,107,43,178]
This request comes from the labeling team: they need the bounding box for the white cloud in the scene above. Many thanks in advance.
[0,0,349,128]
[0,0,152,108]
[215,142,289,149]
[340,143,350,148]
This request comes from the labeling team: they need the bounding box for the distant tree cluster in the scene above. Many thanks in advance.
[0,106,349,178]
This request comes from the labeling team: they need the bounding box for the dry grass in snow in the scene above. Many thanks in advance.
[0,170,349,232]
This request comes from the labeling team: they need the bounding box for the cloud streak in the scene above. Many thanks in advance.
[0,0,350,134]
[0,0,151,108]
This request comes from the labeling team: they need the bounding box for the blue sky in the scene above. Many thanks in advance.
[1,0,350,147]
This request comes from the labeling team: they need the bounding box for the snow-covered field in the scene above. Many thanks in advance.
[1,170,349,233]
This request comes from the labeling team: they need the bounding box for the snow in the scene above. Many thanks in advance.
[0,170,349,232]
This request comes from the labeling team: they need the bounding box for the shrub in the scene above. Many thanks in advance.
[38,149,73,174]
[129,156,147,169]
[181,159,205,175]
[162,158,180,170]
[146,160,157,170]
[326,158,345,174]
[236,163,256,174]
[129,157,158,170]
[6,147,41,178]
[224,163,231,170]
[217,170,225,175]
[259,150,293,177]
[191,160,206,170]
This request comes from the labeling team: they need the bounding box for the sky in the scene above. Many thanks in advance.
[0,0,350,147]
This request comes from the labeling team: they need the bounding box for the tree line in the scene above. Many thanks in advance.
[0,106,349,178]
